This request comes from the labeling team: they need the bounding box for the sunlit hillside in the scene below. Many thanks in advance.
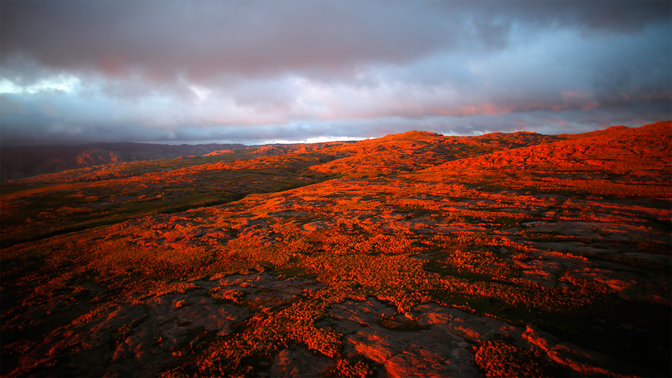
[1,121,670,377]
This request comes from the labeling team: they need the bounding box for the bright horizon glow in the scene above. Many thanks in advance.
[0,75,81,95]
[268,136,369,145]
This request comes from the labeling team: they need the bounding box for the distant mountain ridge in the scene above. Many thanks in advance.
[3,122,669,182]
[0,142,245,181]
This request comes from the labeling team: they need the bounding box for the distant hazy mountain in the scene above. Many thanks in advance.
[0,142,245,181]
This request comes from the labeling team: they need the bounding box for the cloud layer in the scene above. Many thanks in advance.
[1,1,670,145]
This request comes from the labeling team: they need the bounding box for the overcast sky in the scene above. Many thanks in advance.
[1,1,670,145]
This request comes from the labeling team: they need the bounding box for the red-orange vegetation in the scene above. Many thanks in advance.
[1,121,670,376]
[475,339,552,377]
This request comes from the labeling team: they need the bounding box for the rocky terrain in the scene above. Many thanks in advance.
[1,121,670,377]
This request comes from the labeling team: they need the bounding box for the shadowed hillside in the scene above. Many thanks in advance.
[0,142,246,181]
[1,121,670,377]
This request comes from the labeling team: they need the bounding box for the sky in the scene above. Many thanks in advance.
[1,1,670,146]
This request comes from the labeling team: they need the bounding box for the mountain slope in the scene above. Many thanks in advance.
[421,120,671,197]
[307,130,563,176]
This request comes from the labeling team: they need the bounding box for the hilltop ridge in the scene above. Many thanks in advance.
[379,130,444,140]
[8,122,666,183]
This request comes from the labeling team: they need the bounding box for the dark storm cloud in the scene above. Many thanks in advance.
[3,1,668,81]
[2,2,449,80]
[0,1,670,145]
